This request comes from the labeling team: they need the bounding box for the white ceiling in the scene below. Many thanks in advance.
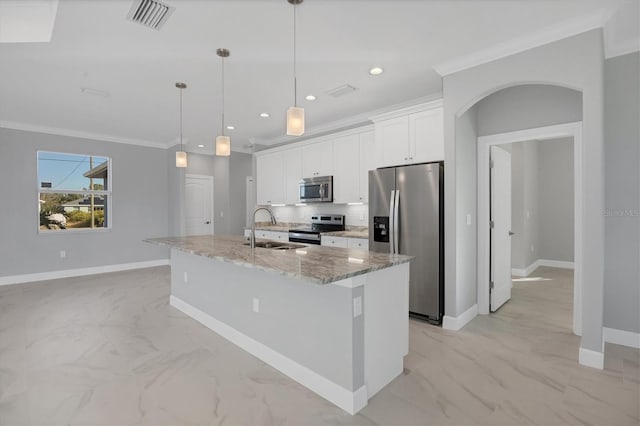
[0,0,632,154]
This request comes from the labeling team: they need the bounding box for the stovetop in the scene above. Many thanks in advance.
[289,214,345,234]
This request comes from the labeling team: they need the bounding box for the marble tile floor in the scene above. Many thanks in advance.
[0,266,637,425]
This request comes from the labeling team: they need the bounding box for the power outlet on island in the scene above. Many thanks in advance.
[253,297,260,313]
[353,296,362,318]
[59,250,66,259]
[183,271,188,283]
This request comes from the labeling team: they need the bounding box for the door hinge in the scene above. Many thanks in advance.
[490,281,495,290]
[490,220,495,228]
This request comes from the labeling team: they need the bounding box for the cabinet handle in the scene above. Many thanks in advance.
[410,156,413,160]
[404,157,408,161]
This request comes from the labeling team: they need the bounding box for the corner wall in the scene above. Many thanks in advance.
[443,29,605,354]
[0,128,170,278]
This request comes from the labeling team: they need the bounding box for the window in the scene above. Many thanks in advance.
[37,151,111,232]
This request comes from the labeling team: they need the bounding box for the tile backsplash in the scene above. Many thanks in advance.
[256,204,368,228]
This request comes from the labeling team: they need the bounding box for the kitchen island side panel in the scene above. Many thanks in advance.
[169,248,360,391]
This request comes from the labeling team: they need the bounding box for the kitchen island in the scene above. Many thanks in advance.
[146,235,412,414]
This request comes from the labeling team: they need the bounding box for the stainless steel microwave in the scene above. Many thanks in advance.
[299,176,333,203]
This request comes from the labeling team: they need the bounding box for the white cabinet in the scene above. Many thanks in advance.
[256,151,284,205]
[302,140,333,178]
[374,105,444,168]
[333,134,360,204]
[284,148,302,205]
[333,130,374,204]
[411,108,444,163]
[321,235,348,248]
[376,116,409,168]
[244,229,288,241]
[347,238,369,250]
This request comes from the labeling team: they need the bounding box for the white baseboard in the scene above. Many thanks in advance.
[579,347,604,370]
[512,259,574,277]
[170,295,367,415]
[604,327,640,349]
[442,304,478,331]
[0,259,169,286]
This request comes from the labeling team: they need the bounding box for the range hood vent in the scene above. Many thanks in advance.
[127,0,173,30]
[326,84,358,98]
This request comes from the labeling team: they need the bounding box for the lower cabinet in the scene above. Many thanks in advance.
[244,229,288,241]
[321,236,369,250]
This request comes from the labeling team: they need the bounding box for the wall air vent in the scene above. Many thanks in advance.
[326,84,358,98]
[127,0,173,30]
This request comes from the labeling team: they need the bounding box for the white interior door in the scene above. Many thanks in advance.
[490,146,512,312]
[185,174,214,236]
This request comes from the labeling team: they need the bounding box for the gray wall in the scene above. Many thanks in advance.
[603,51,640,334]
[443,29,604,353]
[0,128,169,277]
[173,150,253,237]
[538,138,574,262]
[510,138,574,270]
[510,141,540,270]
[229,152,253,234]
[476,85,582,137]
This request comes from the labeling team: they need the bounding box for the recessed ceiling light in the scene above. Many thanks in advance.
[305,94,316,101]
[369,67,384,76]
[197,144,205,148]
[226,125,235,130]
[260,113,270,118]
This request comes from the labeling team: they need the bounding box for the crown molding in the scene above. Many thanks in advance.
[254,93,442,147]
[603,1,640,59]
[368,98,443,123]
[0,120,169,149]
[433,9,612,77]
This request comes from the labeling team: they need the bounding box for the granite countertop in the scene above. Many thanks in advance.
[321,230,368,239]
[145,235,411,285]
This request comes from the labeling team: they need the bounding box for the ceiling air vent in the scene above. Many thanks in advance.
[326,84,358,98]
[127,0,174,30]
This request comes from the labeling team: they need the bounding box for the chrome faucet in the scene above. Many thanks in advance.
[250,207,277,250]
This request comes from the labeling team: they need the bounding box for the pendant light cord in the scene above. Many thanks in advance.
[221,56,225,135]
[179,87,183,150]
[293,3,297,108]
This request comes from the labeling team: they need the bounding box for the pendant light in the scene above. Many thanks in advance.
[175,82,188,167]
[216,48,231,156]
[286,0,304,136]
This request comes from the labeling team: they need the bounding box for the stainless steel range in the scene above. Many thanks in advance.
[288,215,345,245]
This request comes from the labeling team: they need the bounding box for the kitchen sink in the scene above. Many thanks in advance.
[244,241,307,250]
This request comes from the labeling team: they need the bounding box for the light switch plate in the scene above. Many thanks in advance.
[353,296,362,318]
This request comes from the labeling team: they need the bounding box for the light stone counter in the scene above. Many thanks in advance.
[321,230,369,239]
[145,235,410,284]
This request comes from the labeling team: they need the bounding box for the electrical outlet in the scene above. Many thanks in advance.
[59,250,66,259]
[531,245,535,253]
[220,211,224,217]
[466,214,471,226]
[359,213,365,221]
[183,272,188,283]
[353,296,362,318]
[253,297,260,313]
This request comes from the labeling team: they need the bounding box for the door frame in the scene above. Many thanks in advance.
[185,173,214,235]
[477,122,583,336]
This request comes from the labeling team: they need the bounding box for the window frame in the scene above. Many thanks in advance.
[37,150,113,234]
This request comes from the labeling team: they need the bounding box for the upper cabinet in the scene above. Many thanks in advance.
[333,130,374,204]
[301,139,333,178]
[372,101,444,168]
[256,151,284,205]
[283,148,302,205]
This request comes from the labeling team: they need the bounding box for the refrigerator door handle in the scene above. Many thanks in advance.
[389,190,396,254]
[394,189,400,254]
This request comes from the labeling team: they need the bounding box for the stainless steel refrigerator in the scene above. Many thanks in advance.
[369,162,444,324]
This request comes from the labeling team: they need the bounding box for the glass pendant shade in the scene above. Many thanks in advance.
[175,151,188,168]
[215,135,231,156]
[286,106,305,136]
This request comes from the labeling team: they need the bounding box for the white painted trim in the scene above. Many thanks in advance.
[170,295,367,415]
[368,98,443,122]
[433,10,610,76]
[253,94,442,147]
[603,327,640,349]
[0,120,170,149]
[476,122,583,338]
[442,304,478,331]
[578,347,604,370]
[512,259,575,276]
[0,259,169,286]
